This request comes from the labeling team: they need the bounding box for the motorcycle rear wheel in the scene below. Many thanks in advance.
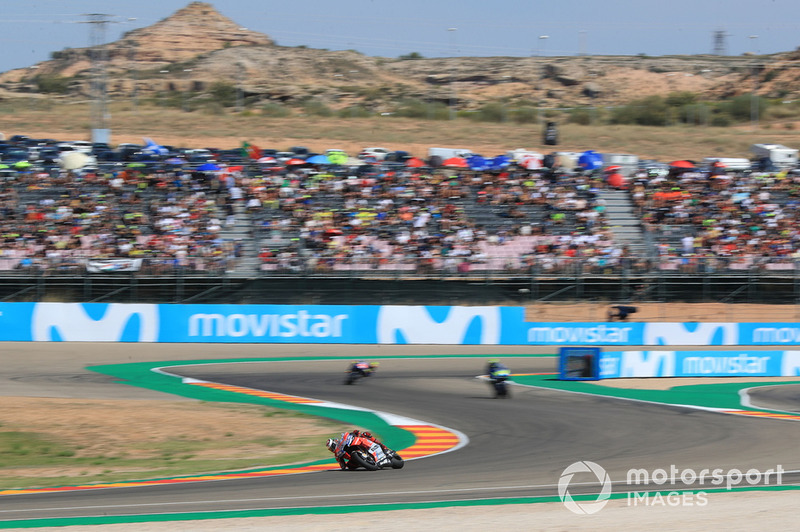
[350,449,381,471]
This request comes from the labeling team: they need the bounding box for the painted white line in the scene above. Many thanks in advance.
[5,476,799,515]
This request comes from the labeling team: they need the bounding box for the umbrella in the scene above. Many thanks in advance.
[327,152,348,165]
[669,160,696,169]
[59,152,90,170]
[197,163,221,171]
[467,155,488,171]
[127,162,147,168]
[258,156,277,164]
[604,165,622,172]
[489,155,511,170]
[13,161,31,169]
[285,158,306,166]
[607,173,625,188]
[520,155,542,170]
[306,154,331,165]
[578,150,603,170]
[0,164,8,169]
[165,157,187,165]
[405,157,426,168]
[443,157,468,168]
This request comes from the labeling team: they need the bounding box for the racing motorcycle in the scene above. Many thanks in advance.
[328,431,404,471]
[489,365,512,398]
[344,360,378,385]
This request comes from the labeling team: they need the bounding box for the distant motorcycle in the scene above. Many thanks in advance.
[327,431,404,471]
[487,363,512,398]
[344,360,378,385]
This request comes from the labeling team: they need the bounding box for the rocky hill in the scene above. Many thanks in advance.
[2,1,800,112]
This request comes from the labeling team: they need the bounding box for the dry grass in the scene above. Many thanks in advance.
[3,100,800,162]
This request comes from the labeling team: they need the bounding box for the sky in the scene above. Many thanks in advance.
[1,0,799,74]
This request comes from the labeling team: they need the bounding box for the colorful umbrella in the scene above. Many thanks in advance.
[197,163,221,171]
[405,157,426,168]
[258,156,277,164]
[285,158,306,166]
[443,157,468,168]
[669,160,696,169]
[306,154,331,165]
[520,155,542,170]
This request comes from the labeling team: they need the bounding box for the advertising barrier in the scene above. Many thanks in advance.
[597,350,800,378]
[3,302,800,346]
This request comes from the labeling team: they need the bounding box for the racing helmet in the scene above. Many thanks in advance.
[326,438,336,451]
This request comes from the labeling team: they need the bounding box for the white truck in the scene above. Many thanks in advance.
[750,144,798,170]
[602,153,640,176]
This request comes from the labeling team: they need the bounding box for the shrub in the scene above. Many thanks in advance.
[35,75,71,94]
[610,96,668,126]
[567,107,593,125]
[302,99,333,117]
[511,106,539,124]
[208,81,236,107]
[261,103,292,118]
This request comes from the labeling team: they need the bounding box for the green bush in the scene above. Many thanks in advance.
[471,102,508,122]
[337,106,371,118]
[35,75,71,94]
[710,114,731,127]
[208,81,237,107]
[720,94,767,121]
[665,91,697,107]
[511,106,539,124]
[610,95,669,126]
[302,99,333,117]
[567,107,593,125]
[261,103,292,117]
[394,99,449,120]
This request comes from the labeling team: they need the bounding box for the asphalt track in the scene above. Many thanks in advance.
[1,348,800,524]
[747,383,800,413]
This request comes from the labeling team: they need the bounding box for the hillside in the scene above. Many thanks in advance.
[1,2,800,113]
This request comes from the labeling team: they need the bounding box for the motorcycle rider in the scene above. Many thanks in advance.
[349,360,377,377]
[326,429,391,468]
[486,358,511,397]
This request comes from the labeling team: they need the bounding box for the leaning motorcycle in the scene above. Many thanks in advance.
[344,361,377,385]
[332,433,404,471]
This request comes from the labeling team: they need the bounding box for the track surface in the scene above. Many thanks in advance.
[2,349,800,523]
[747,383,800,413]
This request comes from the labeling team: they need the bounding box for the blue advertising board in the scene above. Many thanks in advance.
[2,302,800,347]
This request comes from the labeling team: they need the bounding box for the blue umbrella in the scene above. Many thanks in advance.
[165,157,187,165]
[578,150,603,170]
[306,154,331,165]
[489,155,511,169]
[467,155,488,171]
[198,163,221,171]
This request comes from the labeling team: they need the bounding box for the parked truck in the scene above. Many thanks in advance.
[750,143,798,170]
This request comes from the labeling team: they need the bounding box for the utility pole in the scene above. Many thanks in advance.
[447,28,457,120]
[79,14,135,142]
[82,13,114,144]
[750,35,759,131]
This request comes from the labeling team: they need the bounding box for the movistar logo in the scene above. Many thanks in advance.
[31,303,159,342]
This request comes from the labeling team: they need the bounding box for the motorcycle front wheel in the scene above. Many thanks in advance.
[389,452,405,469]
